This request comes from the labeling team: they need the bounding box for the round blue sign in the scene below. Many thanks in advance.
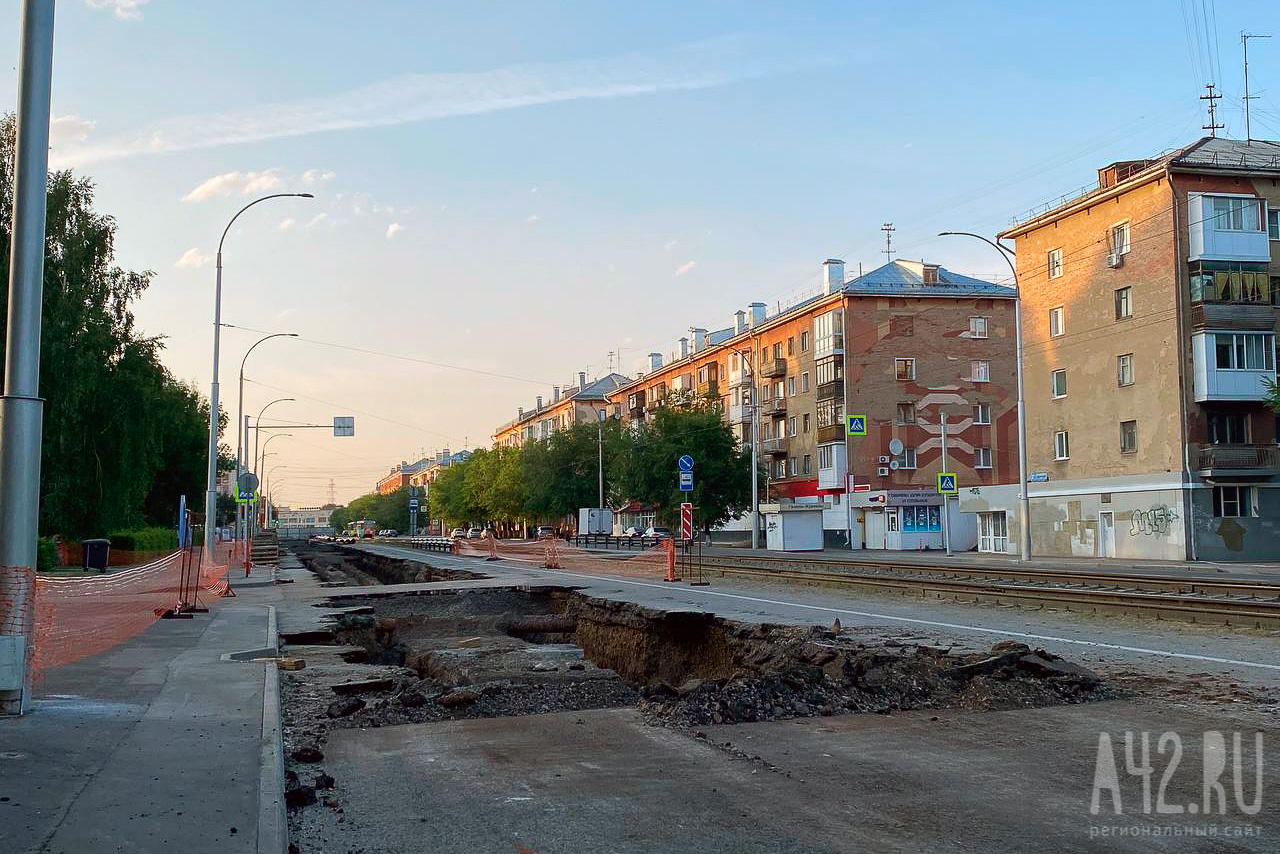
[678,455,694,472]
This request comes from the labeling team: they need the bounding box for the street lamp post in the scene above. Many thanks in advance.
[255,434,291,532]
[733,347,759,549]
[204,193,312,553]
[938,231,1031,561]
[234,333,297,549]
[248,397,293,535]
[596,409,606,508]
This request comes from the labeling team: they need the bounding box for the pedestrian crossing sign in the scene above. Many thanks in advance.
[937,472,958,494]
[847,414,867,436]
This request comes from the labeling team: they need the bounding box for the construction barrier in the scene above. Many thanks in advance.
[453,536,676,579]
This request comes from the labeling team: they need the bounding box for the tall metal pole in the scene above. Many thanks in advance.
[940,411,952,556]
[939,232,1031,560]
[734,347,759,549]
[0,0,56,717]
[203,194,311,554]
[234,332,296,548]
[597,409,605,508]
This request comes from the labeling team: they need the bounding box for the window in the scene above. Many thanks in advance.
[816,399,844,430]
[1214,332,1276,371]
[1189,262,1275,304]
[1054,430,1070,460]
[788,457,797,477]
[774,380,785,399]
[887,510,900,533]
[1120,420,1137,453]
[969,316,989,338]
[801,372,810,393]
[1049,306,1064,337]
[971,360,990,382]
[697,366,708,384]
[787,337,795,356]
[973,403,991,425]
[1051,369,1067,398]
[894,448,917,469]
[800,331,810,352]
[1117,354,1134,387]
[1208,412,1249,444]
[923,266,939,284]
[1048,248,1063,278]
[1110,222,1131,255]
[1213,485,1256,518]
[813,308,845,357]
[975,447,992,469]
[788,416,797,436]
[802,454,812,475]
[1210,196,1264,232]
[1115,287,1132,319]
[815,357,843,386]
[895,358,916,380]
[802,413,810,433]
[897,402,916,424]
[775,459,786,479]
[818,444,835,469]
[1270,209,1280,241]
[788,377,796,397]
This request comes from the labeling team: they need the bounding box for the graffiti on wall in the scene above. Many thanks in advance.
[1130,505,1179,537]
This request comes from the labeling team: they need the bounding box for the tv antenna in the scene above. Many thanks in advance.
[1200,83,1224,136]
[327,478,336,505]
[881,223,896,262]
[1242,33,1271,142]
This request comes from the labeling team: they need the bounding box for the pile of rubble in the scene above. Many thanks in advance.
[638,638,1110,728]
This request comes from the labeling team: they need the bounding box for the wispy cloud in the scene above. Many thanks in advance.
[86,0,148,21]
[386,222,402,239]
[302,169,336,184]
[277,217,296,231]
[675,260,697,277]
[525,214,540,223]
[182,169,283,202]
[174,247,212,268]
[50,36,822,167]
[50,114,96,146]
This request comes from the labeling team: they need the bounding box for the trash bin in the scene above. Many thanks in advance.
[82,538,110,572]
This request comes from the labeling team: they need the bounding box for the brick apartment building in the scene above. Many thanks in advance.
[494,371,629,447]
[972,136,1280,561]
[611,258,1019,549]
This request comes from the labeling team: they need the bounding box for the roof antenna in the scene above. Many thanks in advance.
[1242,33,1271,143]
[1200,83,1224,137]
[881,223,895,262]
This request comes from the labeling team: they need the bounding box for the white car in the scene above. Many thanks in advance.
[449,528,465,538]
[466,527,484,539]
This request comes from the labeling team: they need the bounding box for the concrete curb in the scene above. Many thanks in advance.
[257,605,287,854]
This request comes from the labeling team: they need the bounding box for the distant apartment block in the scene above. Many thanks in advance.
[494,371,629,447]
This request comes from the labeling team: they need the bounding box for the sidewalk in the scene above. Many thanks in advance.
[0,572,282,854]
[699,544,1280,582]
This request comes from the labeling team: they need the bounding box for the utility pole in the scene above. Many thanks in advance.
[940,411,952,557]
[1200,83,1224,137]
[1242,33,1271,143]
[881,223,895,263]
[0,0,55,718]
[597,409,606,508]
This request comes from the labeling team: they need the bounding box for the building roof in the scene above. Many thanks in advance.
[844,260,1014,297]
[1171,136,1280,171]
[495,372,632,434]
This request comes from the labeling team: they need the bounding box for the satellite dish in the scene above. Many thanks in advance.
[888,438,904,455]
[889,460,900,470]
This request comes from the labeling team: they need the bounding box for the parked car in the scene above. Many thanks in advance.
[535,525,555,539]
[385,529,399,538]
[449,528,465,538]
[644,526,672,539]
[466,526,484,539]
[622,526,642,537]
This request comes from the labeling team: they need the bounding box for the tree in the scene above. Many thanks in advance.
[1265,379,1280,415]
[428,464,470,528]
[0,114,226,537]
[616,394,752,529]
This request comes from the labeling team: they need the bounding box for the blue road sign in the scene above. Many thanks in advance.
[1029,472,1050,483]
[678,454,695,472]
[847,414,867,435]
[937,472,958,494]
[679,470,694,492]
[409,498,420,510]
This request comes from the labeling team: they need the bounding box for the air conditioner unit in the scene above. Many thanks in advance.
[876,466,890,477]
[1106,252,1122,268]
[878,455,890,464]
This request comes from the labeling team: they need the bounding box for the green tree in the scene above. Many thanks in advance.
[616,394,752,530]
[1265,379,1280,415]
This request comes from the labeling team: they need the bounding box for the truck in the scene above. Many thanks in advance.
[577,507,614,535]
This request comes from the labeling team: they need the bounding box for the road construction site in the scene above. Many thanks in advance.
[271,541,1279,853]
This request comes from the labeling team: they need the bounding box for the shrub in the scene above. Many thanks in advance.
[107,527,177,552]
[36,537,58,572]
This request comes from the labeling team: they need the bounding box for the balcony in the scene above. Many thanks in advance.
[762,397,787,417]
[1190,301,1277,332]
[814,332,845,359]
[817,441,847,489]
[645,396,665,412]
[728,368,753,387]
[697,379,719,397]
[761,437,788,456]
[1193,443,1280,477]
[816,423,846,445]
[817,380,844,401]
[1187,194,1270,263]
[1191,332,1276,402]
[759,358,787,379]
[728,403,752,423]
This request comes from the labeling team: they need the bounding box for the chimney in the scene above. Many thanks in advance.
[678,337,689,359]
[578,371,587,390]
[689,327,707,353]
[552,386,560,403]
[518,407,524,419]
[636,370,644,379]
[823,259,845,295]
[536,395,543,410]
[442,447,450,463]
[748,302,766,329]
[734,310,747,335]
[648,352,663,372]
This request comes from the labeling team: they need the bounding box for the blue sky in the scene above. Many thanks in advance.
[3,0,1278,505]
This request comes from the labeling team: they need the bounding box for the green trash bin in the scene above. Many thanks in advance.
[82,538,110,573]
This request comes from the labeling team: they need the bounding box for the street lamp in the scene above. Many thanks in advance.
[252,397,294,482]
[597,409,607,509]
[938,231,1031,561]
[255,434,291,533]
[733,346,760,549]
[234,333,297,547]
[204,193,313,552]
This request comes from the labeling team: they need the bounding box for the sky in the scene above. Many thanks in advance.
[2,0,1279,507]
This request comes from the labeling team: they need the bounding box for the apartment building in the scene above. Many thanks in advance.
[494,371,629,447]
[612,258,1019,549]
[376,449,473,496]
[978,136,1280,561]
[274,506,336,528]
[375,458,430,495]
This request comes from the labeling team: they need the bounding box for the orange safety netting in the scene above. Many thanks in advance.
[0,543,236,682]
[453,534,678,580]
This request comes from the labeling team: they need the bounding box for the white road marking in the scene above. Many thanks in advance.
[373,545,1280,672]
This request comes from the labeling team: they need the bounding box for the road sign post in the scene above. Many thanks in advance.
[680,502,693,540]
[678,471,694,492]
[847,414,867,435]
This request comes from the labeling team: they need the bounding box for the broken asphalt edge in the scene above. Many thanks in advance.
[257,604,287,854]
